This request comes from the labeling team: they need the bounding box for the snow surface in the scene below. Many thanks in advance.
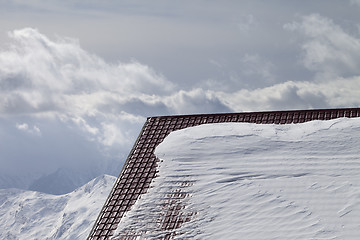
[0,174,116,240]
[113,117,360,239]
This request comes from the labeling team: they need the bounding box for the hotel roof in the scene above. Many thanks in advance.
[88,108,360,239]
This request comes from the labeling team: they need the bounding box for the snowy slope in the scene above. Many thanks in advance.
[113,117,360,239]
[0,174,116,240]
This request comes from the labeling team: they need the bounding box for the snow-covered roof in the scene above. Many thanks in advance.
[88,108,360,239]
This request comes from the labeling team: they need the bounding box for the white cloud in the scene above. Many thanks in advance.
[284,14,360,80]
[162,88,231,114]
[1,26,360,191]
[16,123,41,136]
[240,54,275,84]
[0,28,232,183]
[237,14,256,33]
[0,28,176,147]
[16,123,28,131]
[216,76,360,112]
[2,27,360,143]
[350,0,360,7]
[99,123,126,147]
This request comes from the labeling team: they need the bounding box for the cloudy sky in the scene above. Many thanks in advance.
[0,0,360,189]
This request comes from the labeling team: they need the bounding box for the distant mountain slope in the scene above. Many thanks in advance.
[0,173,37,190]
[0,175,116,240]
[27,161,123,195]
[0,158,123,195]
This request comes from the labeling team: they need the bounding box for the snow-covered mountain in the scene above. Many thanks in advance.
[28,163,121,195]
[0,174,116,240]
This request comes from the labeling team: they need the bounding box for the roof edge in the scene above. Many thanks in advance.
[147,107,360,119]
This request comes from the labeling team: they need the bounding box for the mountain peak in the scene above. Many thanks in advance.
[0,175,116,239]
